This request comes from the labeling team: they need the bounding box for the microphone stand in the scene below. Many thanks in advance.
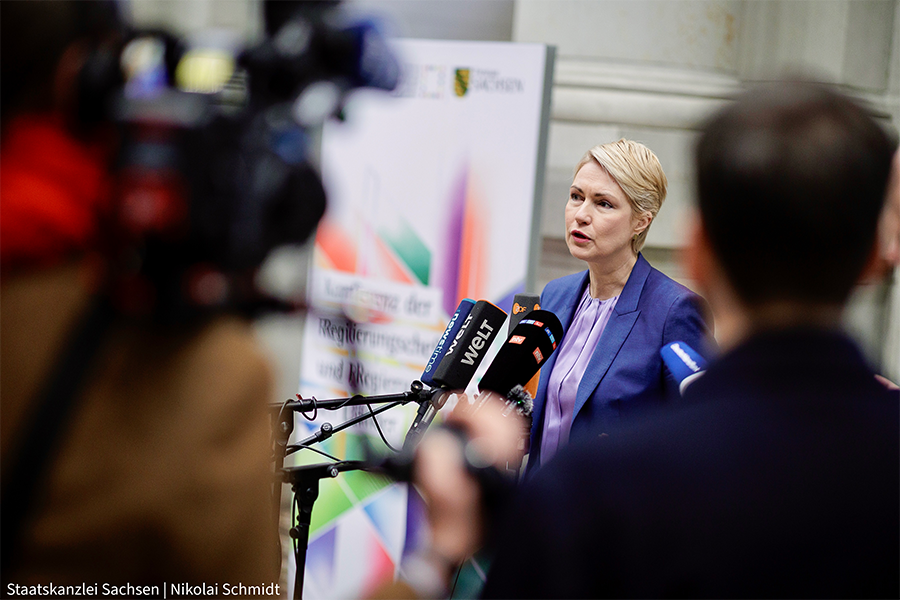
[282,461,366,600]
[271,380,444,600]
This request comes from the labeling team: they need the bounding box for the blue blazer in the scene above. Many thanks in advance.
[528,253,714,469]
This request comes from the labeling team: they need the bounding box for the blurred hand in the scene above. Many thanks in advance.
[450,391,528,469]
[875,374,900,391]
[414,426,483,566]
[412,392,527,566]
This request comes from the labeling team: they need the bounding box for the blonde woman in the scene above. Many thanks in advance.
[528,139,714,471]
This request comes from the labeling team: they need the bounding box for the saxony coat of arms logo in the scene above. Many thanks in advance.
[454,68,470,97]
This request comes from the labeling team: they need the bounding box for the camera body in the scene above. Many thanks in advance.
[99,1,398,321]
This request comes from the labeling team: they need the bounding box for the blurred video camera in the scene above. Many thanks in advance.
[98,0,399,321]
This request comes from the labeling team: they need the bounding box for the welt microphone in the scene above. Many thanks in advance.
[660,341,708,395]
[431,300,508,390]
[478,309,563,414]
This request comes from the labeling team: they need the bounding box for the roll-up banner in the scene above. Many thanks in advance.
[292,39,555,599]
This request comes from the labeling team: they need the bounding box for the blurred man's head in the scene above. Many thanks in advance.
[692,81,895,316]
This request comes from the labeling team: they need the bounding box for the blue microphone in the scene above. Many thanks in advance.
[660,341,708,395]
[421,299,476,387]
[404,299,476,451]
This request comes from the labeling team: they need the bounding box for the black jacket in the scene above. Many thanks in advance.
[483,328,899,599]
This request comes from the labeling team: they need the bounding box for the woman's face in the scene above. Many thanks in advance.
[565,160,648,267]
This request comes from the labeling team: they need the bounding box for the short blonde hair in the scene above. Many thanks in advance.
[574,139,668,254]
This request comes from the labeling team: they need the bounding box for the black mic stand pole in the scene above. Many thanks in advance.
[286,397,410,453]
[282,383,431,413]
[283,460,366,600]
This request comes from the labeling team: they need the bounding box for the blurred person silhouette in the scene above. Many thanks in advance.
[410,79,899,599]
[0,0,338,590]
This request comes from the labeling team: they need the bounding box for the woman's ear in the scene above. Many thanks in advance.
[634,211,652,235]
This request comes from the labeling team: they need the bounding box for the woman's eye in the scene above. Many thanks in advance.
[569,193,583,203]
[596,199,613,209]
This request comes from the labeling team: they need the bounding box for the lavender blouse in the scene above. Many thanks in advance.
[540,286,619,465]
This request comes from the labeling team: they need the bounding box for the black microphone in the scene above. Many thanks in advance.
[431,300,508,390]
[509,293,541,332]
[509,293,541,397]
[478,309,563,400]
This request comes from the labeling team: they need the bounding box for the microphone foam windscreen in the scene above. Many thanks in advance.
[478,309,563,397]
[431,300,507,390]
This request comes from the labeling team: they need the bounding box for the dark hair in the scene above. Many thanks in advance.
[695,80,897,307]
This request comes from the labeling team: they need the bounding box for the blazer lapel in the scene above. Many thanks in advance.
[572,254,651,420]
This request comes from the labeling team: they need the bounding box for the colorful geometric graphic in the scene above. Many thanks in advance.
[379,218,431,285]
[315,162,493,314]
[303,488,407,598]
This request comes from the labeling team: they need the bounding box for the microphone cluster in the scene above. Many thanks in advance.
[281,294,563,475]
[404,296,563,447]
